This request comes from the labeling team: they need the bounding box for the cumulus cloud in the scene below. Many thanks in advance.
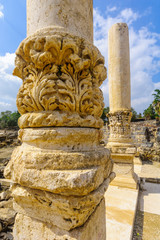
[120,9,139,24]
[0,7,160,114]
[0,4,4,18]
[94,8,160,113]
[107,6,117,13]
[0,53,21,112]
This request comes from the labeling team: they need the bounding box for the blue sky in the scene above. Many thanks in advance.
[0,0,160,114]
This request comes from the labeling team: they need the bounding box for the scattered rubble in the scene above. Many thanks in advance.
[0,130,18,239]
[0,182,15,240]
[0,129,20,148]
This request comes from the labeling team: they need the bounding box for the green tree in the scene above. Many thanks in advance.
[152,89,160,119]
[131,108,138,121]
[7,111,21,127]
[143,104,155,120]
[101,107,109,124]
[0,111,20,129]
[137,113,142,119]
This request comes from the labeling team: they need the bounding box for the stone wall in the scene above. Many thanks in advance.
[103,120,160,162]
[131,120,160,162]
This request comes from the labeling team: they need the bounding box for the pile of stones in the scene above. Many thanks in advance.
[0,182,15,240]
[0,133,18,240]
[0,174,15,240]
[0,130,20,148]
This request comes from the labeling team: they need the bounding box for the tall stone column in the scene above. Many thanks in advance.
[107,23,137,189]
[4,1,114,239]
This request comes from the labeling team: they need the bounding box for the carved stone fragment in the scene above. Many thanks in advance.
[13,32,106,128]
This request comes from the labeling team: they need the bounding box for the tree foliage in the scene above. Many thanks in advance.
[101,107,109,123]
[143,104,155,120]
[0,111,20,129]
[152,89,160,119]
[101,89,160,124]
[131,108,138,122]
[137,113,142,119]
[142,89,160,120]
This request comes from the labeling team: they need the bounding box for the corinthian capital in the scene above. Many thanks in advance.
[14,31,107,128]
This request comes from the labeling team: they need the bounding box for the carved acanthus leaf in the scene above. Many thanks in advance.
[14,32,107,127]
[108,111,132,139]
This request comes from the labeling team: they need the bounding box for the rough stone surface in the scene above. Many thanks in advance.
[103,119,160,171]
[4,1,113,238]
[109,157,138,189]
[0,178,15,240]
[5,128,112,196]
[13,31,106,129]
[107,111,133,147]
[11,174,114,231]
[103,120,160,163]
[0,130,19,149]
[13,199,106,240]
[131,120,160,162]
[0,208,16,225]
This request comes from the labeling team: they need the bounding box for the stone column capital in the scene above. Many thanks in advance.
[13,31,106,129]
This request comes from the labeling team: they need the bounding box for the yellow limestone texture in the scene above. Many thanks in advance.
[13,31,106,129]
[4,0,114,239]
[13,199,107,240]
[108,23,132,146]
[108,23,131,113]
[27,0,93,42]
[107,23,137,189]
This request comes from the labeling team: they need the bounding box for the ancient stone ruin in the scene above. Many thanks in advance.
[106,23,138,189]
[4,0,114,239]
[2,1,159,240]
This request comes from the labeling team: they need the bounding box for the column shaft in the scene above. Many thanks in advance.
[5,1,114,239]
[107,23,137,189]
[108,23,131,112]
[108,23,132,146]
[27,0,93,42]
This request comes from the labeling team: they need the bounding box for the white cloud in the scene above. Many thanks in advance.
[94,8,160,113]
[0,53,21,113]
[0,102,11,107]
[120,8,139,24]
[0,7,160,115]
[107,6,117,13]
[0,4,4,18]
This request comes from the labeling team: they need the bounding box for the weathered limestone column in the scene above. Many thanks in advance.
[107,23,137,189]
[27,0,93,42]
[4,1,114,239]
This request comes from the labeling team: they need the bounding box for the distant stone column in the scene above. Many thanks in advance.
[5,1,114,239]
[108,23,132,147]
[107,23,137,189]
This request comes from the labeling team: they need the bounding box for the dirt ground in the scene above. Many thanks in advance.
[0,146,14,160]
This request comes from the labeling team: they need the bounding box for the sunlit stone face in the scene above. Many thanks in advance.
[108,23,131,113]
[27,0,93,42]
